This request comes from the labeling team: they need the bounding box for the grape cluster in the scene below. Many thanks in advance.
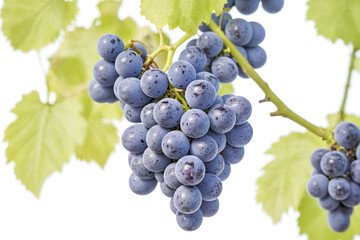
[89,31,253,231]
[307,122,360,232]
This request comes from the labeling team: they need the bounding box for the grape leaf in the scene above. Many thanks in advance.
[140,0,227,34]
[256,132,326,223]
[307,0,360,48]
[1,0,78,52]
[355,58,360,73]
[4,91,86,197]
[218,83,234,96]
[298,193,360,240]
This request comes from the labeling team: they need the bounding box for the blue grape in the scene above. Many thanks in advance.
[115,50,143,78]
[222,144,245,164]
[334,122,360,149]
[128,42,147,63]
[221,94,235,102]
[235,46,248,58]
[119,100,126,110]
[225,18,253,46]
[197,32,224,57]
[342,181,360,207]
[328,206,351,232]
[350,160,360,184]
[261,0,284,13]
[180,109,210,138]
[140,69,168,98]
[225,122,253,147]
[97,34,124,61]
[312,169,322,176]
[206,130,226,152]
[225,96,252,125]
[208,104,236,133]
[162,131,190,159]
[310,148,329,173]
[167,60,196,90]
[143,148,172,172]
[196,72,220,93]
[235,0,260,15]
[218,163,231,181]
[170,198,177,214]
[224,0,235,8]
[124,104,142,123]
[130,153,154,179]
[160,181,176,198]
[356,144,360,159]
[176,210,203,231]
[129,173,157,195]
[246,22,266,47]
[88,79,118,103]
[328,178,351,201]
[319,195,340,211]
[204,154,225,175]
[204,57,212,72]
[179,47,207,73]
[307,174,329,198]
[153,98,184,128]
[185,80,216,110]
[115,77,151,107]
[113,76,124,99]
[199,22,211,32]
[186,39,198,48]
[197,173,223,201]
[146,125,170,153]
[164,163,182,189]
[245,46,267,68]
[190,136,218,162]
[175,155,206,186]
[320,151,348,177]
[174,185,203,214]
[128,152,136,167]
[93,60,119,86]
[211,57,238,83]
[155,172,164,182]
[211,95,225,108]
[238,65,249,78]
[121,124,148,153]
[140,103,157,128]
[212,12,233,32]
[200,199,219,217]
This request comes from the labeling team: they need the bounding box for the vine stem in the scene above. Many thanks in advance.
[209,20,332,142]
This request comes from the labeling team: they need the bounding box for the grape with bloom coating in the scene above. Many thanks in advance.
[153,98,184,128]
[175,155,206,186]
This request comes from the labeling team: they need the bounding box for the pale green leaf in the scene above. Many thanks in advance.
[1,0,78,51]
[140,0,227,34]
[355,58,360,73]
[327,114,360,130]
[4,91,86,197]
[218,83,234,96]
[307,0,360,48]
[256,132,326,222]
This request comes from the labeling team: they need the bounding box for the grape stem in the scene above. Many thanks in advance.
[209,20,332,142]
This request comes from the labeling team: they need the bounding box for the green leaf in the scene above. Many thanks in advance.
[4,91,86,197]
[1,0,78,52]
[355,58,360,73]
[298,193,360,240]
[218,83,234,96]
[256,132,326,222]
[327,114,360,130]
[307,0,360,48]
[140,0,227,34]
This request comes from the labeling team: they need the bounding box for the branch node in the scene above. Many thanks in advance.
[259,97,270,103]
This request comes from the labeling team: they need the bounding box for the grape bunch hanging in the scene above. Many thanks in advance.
[88,0,284,231]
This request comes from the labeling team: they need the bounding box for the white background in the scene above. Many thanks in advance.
[0,0,359,239]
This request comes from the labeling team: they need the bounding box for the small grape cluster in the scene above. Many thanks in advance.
[307,122,360,232]
[89,32,253,231]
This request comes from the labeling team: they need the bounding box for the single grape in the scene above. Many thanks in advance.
[212,12,233,31]
[211,57,238,83]
[93,59,119,87]
[342,181,360,207]
[312,169,322,176]
[170,198,177,214]
[328,206,351,232]
[197,173,223,201]
[140,69,168,98]
[179,47,207,73]
[115,50,143,78]
[225,96,252,125]
[130,153,154,179]
[162,131,190,159]
[246,22,266,47]
[225,18,253,46]
[356,144,360,159]
[185,80,216,110]
[224,0,235,8]
[334,121,360,149]
[155,172,164,183]
[320,151,348,177]
[197,32,224,57]
[128,152,136,167]
[225,122,253,147]
[211,96,224,107]
[123,104,142,123]
[235,46,248,58]
[121,124,148,153]
[190,136,218,162]
[328,178,351,201]
[186,39,198,48]
[160,181,176,198]
[306,174,329,198]
[164,163,183,189]
[206,130,226,152]
[318,195,340,211]
[245,46,267,68]
[238,65,249,78]
[208,104,236,133]
[221,94,235,102]
[174,185,203,214]
[218,163,231,181]
[180,109,210,138]
[176,210,203,231]
[350,160,360,184]
[167,60,196,90]
[140,103,157,129]
[196,72,221,93]
[128,42,147,63]
[222,144,245,164]
[129,173,157,195]
[113,76,124,99]
[261,0,284,14]
[115,77,151,107]
[153,98,184,128]
[199,22,211,32]
[204,154,225,176]
[200,199,219,217]
[235,0,260,15]
[310,148,329,173]
[146,125,170,153]
[143,148,172,172]
[88,79,118,103]
[175,155,206,186]
[97,34,124,61]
